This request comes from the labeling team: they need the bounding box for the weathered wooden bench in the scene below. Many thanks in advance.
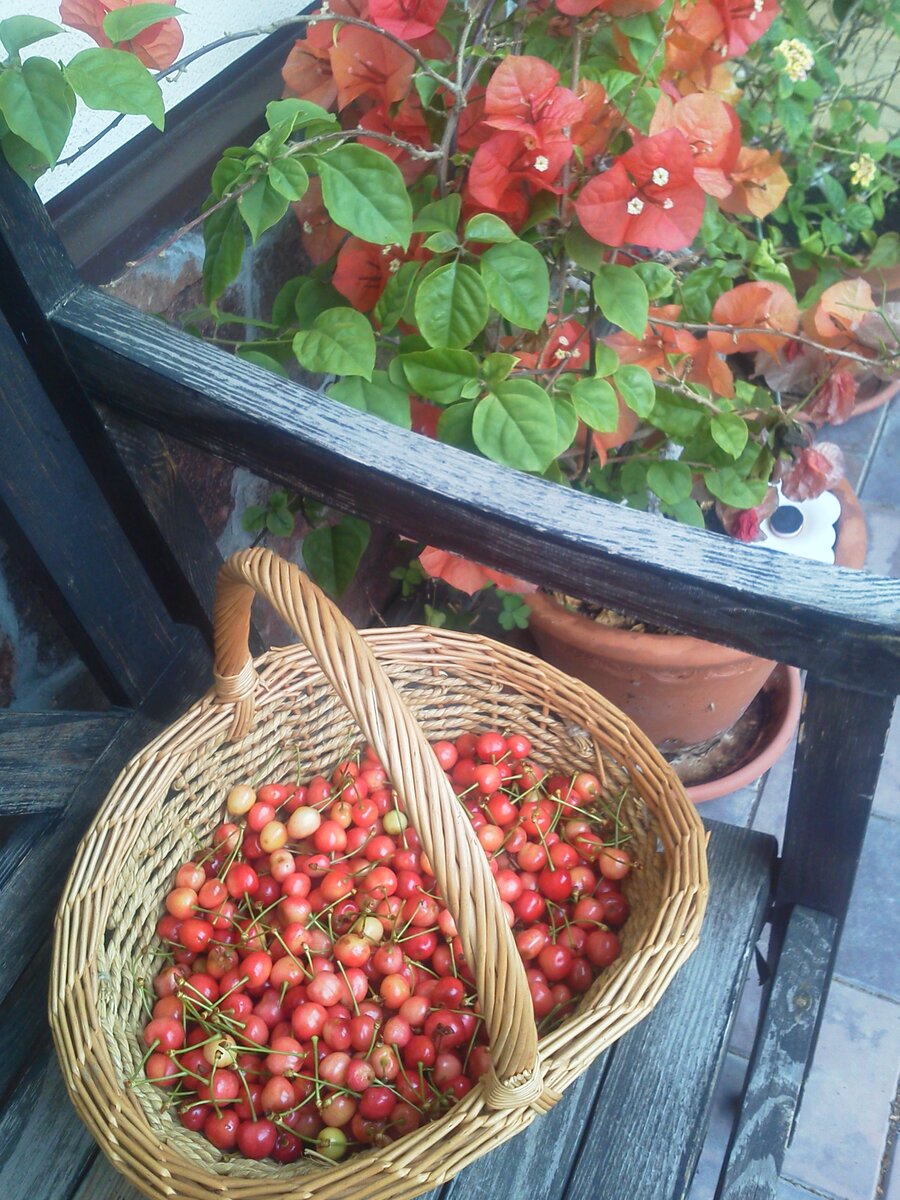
[0,72,897,1199]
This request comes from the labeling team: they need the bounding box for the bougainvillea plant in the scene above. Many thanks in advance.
[4,0,898,604]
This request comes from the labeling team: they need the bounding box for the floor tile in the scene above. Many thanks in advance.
[778,1180,841,1200]
[862,504,900,578]
[834,815,900,1000]
[751,734,798,844]
[828,406,885,492]
[781,980,900,1200]
[858,399,898,507]
[687,1052,748,1200]
[873,706,900,822]
[696,781,761,828]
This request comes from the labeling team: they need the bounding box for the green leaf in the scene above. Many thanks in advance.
[267,507,295,537]
[480,241,549,332]
[0,130,49,185]
[413,194,461,234]
[242,505,267,533]
[482,353,517,386]
[464,213,517,243]
[593,264,649,339]
[710,413,748,460]
[102,4,182,44]
[317,144,412,248]
[415,262,489,349]
[668,498,706,528]
[295,279,348,329]
[593,344,619,377]
[65,47,164,130]
[203,202,245,304]
[704,469,769,509]
[293,308,376,379]
[437,400,479,452]
[211,155,246,199]
[551,394,579,456]
[0,59,72,165]
[267,157,309,202]
[0,16,62,56]
[867,232,900,269]
[472,380,559,472]
[400,348,479,404]
[271,279,306,325]
[303,516,371,598]
[422,230,458,253]
[235,348,289,378]
[238,177,290,242]
[614,364,655,418]
[265,98,337,133]
[651,389,706,440]
[819,173,846,211]
[571,378,619,432]
[564,224,608,274]
[632,261,676,300]
[646,460,693,505]
[328,371,411,428]
[373,261,420,333]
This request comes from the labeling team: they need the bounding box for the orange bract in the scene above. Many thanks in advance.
[719,147,790,219]
[59,0,183,69]
[709,282,800,359]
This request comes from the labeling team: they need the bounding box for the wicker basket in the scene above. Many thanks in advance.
[51,547,708,1200]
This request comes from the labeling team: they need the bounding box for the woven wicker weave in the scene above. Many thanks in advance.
[51,547,708,1200]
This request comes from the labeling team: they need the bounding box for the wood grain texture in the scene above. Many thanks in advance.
[0,942,50,1100]
[563,820,776,1200]
[52,288,900,695]
[0,711,126,815]
[716,906,836,1200]
[0,308,180,704]
[777,678,896,918]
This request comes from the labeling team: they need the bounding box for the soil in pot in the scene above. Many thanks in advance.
[527,479,866,754]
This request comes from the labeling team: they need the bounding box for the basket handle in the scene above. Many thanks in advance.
[213,547,547,1110]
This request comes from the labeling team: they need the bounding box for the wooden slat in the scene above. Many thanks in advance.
[777,679,896,919]
[0,942,51,1101]
[51,287,900,695]
[0,711,126,816]
[717,906,837,1200]
[562,821,776,1200]
[0,309,180,704]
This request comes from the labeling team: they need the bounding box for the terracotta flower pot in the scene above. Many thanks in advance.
[527,479,866,753]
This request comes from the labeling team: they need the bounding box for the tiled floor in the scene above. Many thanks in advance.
[687,400,900,1200]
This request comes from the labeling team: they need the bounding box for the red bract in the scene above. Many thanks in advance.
[605,305,699,376]
[781,444,845,502]
[649,94,741,199]
[59,0,183,69]
[333,238,403,311]
[282,39,338,110]
[708,282,799,359]
[663,0,725,75]
[712,0,779,58]
[575,129,705,251]
[540,318,590,372]
[804,370,857,426]
[418,548,537,595]
[484,56,584,139]
[330,26,415,109]
[571,81,615,157]
[369,0,447,40]
[359,97,434,183]
[292,178,346,266]
[467,131,572,224]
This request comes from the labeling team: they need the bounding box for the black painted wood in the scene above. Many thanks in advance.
[0,307,181,704]
[0,711,126,816]
[0,942,50,1101]
[716,906,836,1200]
[561,821,776,1200]
[776,678,896,919]
[52,287,900,694]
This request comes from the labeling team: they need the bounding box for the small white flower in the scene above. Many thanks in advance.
[775,37,815,82]
[662,198,674,210]
[652,167,669,186]
[302,221,313,234]
[388,259,402,274]
[554,348,570,361]
[626,196,645,215]
[558,336,570,347]
[533,155,550,173]
[849,153,877,189]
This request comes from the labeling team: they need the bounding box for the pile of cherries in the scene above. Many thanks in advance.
[141,730,632,1164]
